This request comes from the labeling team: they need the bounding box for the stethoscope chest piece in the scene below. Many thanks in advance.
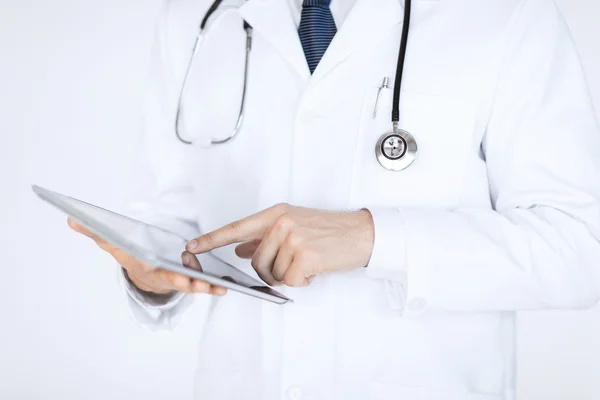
[375,128,418,171]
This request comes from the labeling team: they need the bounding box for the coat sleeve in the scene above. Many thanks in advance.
[366,0,600,315]
[117,2,205,331]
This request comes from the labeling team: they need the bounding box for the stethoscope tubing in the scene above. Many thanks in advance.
[176,0,414,153]
[175,5,252,147]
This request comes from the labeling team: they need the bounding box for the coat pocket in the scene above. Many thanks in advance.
[351,89,477,208]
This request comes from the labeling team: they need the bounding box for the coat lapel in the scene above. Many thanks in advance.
[310,0,404,83]
[237,0,443,84]
[238,0,311,81]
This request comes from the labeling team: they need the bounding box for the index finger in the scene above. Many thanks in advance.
[186,207,282,253]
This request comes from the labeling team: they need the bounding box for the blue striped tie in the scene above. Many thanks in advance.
[298,0,337,74]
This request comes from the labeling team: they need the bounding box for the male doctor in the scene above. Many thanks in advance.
[70,0,600,399]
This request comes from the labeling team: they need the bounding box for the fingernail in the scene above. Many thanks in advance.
[182,254,190,265]
[187,240,198,251]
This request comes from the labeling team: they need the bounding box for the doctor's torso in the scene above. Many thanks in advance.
[149,0,527,399]
[173,0,500,232]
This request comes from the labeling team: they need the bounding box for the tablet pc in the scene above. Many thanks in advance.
[32,185,292,305]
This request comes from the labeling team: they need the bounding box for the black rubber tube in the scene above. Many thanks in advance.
[391,0,412,123]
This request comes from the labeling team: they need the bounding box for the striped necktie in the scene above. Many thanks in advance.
[298,0,337,74]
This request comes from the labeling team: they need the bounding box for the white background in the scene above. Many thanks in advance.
[0,0,599,399]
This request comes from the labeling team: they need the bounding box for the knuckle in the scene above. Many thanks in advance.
[203,231,215,245]
[275,214,294,231]
[272,203,290,214]
[284,233,301,250]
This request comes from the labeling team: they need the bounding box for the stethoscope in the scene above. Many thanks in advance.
[175,0,417,171]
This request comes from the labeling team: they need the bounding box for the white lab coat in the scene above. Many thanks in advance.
[122,0,600,399]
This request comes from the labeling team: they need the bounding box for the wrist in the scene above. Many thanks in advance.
[356,208,375,267]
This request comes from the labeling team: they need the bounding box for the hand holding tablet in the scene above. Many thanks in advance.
[33,185,292,304]
[67,218,228,297]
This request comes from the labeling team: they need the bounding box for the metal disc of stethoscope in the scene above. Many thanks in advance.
[375,129,418,171]
[373,0,416,172]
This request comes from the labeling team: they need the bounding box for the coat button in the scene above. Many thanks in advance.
[408,297,427,312]
[287,385,303,400]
